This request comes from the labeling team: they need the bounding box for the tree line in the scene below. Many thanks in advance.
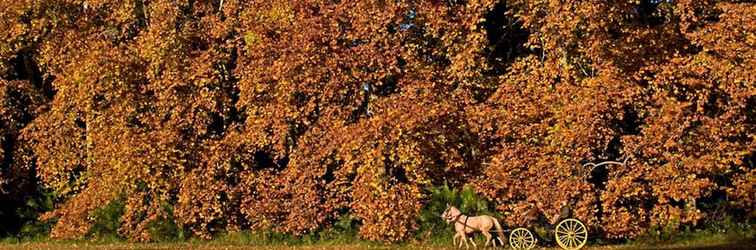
[0,0,753,242]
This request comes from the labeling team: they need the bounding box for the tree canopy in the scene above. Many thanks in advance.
[0,0,753,242]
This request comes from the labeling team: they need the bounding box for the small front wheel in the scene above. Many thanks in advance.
[509,227,536,250]
[555,218,588,249]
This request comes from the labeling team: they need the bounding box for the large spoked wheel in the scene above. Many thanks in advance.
[509,227,536,250]
[555,218,588,250]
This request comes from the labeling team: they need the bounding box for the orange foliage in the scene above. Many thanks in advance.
[0,0,753,242]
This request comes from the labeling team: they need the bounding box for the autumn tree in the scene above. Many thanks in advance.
[0,0,752,242]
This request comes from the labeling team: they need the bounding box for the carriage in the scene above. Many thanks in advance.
[445,159,629,250]
[506,218,587,250]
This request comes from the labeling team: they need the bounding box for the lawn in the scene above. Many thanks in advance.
[1,227,752,250]
[1,240,754,250]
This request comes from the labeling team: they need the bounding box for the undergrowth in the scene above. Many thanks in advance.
[1,185,753,248]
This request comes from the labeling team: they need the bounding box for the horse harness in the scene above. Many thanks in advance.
[452,212,507,233]
[453,213,470,230]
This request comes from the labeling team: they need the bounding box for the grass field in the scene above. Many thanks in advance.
[1,224,752,250]
[0,243,753,250]
[0,239,753,250]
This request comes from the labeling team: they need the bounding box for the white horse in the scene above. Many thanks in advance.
[441,204,506,248]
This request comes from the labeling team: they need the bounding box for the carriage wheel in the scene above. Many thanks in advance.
[555,218,588,250]
[509,228,536,250]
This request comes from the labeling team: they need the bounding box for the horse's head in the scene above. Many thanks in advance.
[441,204,461,223]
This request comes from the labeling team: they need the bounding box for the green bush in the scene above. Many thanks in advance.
[633,215,755,246]
[208,213,361,246]
[147,202,184,242]
[13,188,56,241]
[316,213,359,244]
[87,196,125,241]
[415,184,497,244]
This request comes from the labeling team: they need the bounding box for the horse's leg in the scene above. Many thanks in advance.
[456,233,465,248]
[454,232,460,248]
[490,231,497,248]
[461,236,467,249]
[457,232,466,249]
[482,230,492,248]
[467,235,472,249]
[494,237,500,248]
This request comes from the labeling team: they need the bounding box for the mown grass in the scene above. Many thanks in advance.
[0,240,754,250]
[2,218,752,250]
[1,226,753,250]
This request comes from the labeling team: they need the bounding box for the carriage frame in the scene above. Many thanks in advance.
[499,158,629,250]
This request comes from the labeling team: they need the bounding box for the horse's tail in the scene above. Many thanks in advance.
[492,217,506,246]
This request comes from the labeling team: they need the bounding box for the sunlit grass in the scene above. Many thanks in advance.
[1,220,752,250]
